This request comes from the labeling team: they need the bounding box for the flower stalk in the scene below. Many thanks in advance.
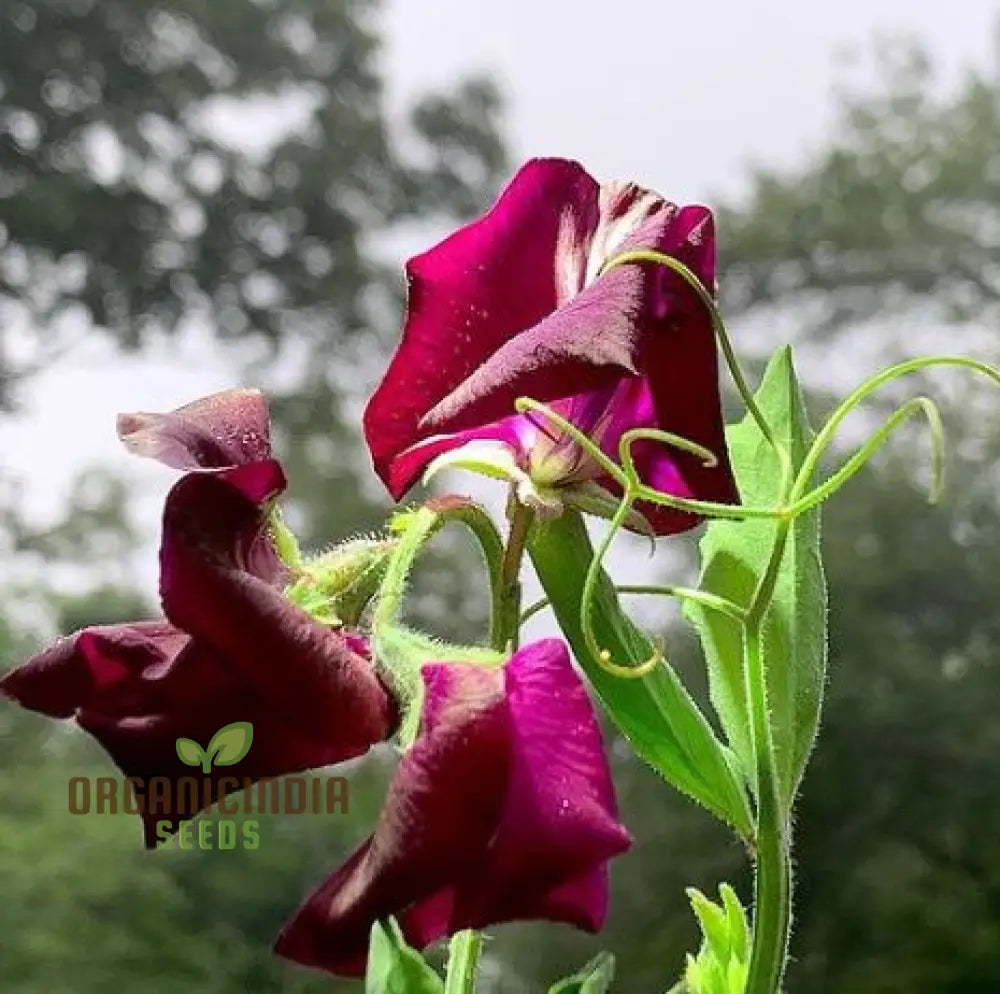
[443,499,533,994]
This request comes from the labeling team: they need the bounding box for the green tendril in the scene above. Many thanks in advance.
[615,584,748,624]
[617,429,786,521]
[580,488,661,679]
[790,355,1000,505]
[519,596,550,625]
[618,427,720,473]
[601,247,785,471]
[519,584,745,626]
[791,396,945,517]
[515,397,786,522]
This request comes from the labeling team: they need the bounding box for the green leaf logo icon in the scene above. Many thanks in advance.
[207,721,254,767]
[174,722,254,774]
[176,737,205,768]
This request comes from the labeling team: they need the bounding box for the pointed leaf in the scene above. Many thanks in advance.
[175,737,204,768]
[365,918,444,994]
[206,720,254,767]
[685,346,827,810]
[686,888,730,966]
[685,953,706,993]
[720,884,749,964]
[530,512,753,840]
[549,951,616,993]
[727,959,749,994]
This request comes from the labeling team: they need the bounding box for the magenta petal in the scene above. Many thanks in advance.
[276,640,629,977]
[1,622,376,847]
[520,864,610,932]
[364,158,603,498]
[364,157,739,526]
[117,388,272,471]
[160,472,395,746]
[418,263,645,435]
[446,639,630,930]
[276,664,508,976]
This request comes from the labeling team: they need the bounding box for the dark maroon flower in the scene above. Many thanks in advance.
[1,393,396,846]
[364,157,740,534]
[275,638,631,976]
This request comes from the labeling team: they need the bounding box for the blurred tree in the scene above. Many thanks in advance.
[7,6,1000,994]
[719,34,1000,338]
[788,455,1000,994]
[713,29,1000,994]
[0,1,506,991]
[0,0,505,543]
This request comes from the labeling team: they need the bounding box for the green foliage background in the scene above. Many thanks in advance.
[2,4,1000,992]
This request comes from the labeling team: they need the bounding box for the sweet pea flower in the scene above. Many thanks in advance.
[364,157,740,534]
[275,638,631,976]
[0,391,396,846]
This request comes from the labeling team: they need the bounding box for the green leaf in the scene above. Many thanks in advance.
[530,512,754,840]
[685,346,828,810]
[727,959,749,994]
[549,951,615,993]
[365,918,444,994]
[682,884,750,994]
[206,721,254,767]
[720,884,749,964]
[686,888,731,965]
[174,738,204,768]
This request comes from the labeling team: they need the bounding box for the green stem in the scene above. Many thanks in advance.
[444,501,532,994]
[497,500,534,651]
[743,520,793,994]
[444,930,483,994]
[744,630,791,994]
[425,496,507,650]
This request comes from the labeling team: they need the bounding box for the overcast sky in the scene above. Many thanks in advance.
[387,0,998,202]
[2,0,998,583]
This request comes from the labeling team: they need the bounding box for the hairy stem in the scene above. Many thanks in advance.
[497,500,534,651]
[444,501,532,994]
[744,521,793,994]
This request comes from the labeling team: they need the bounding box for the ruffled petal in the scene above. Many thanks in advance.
[445,639,630,930]
[0,622,373,847]
[364,158,603,498]
[275,664,508,976]
[159,471,395,747]
[276,641,629,977]
[117,388,271,471]
[365,158,738,526]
